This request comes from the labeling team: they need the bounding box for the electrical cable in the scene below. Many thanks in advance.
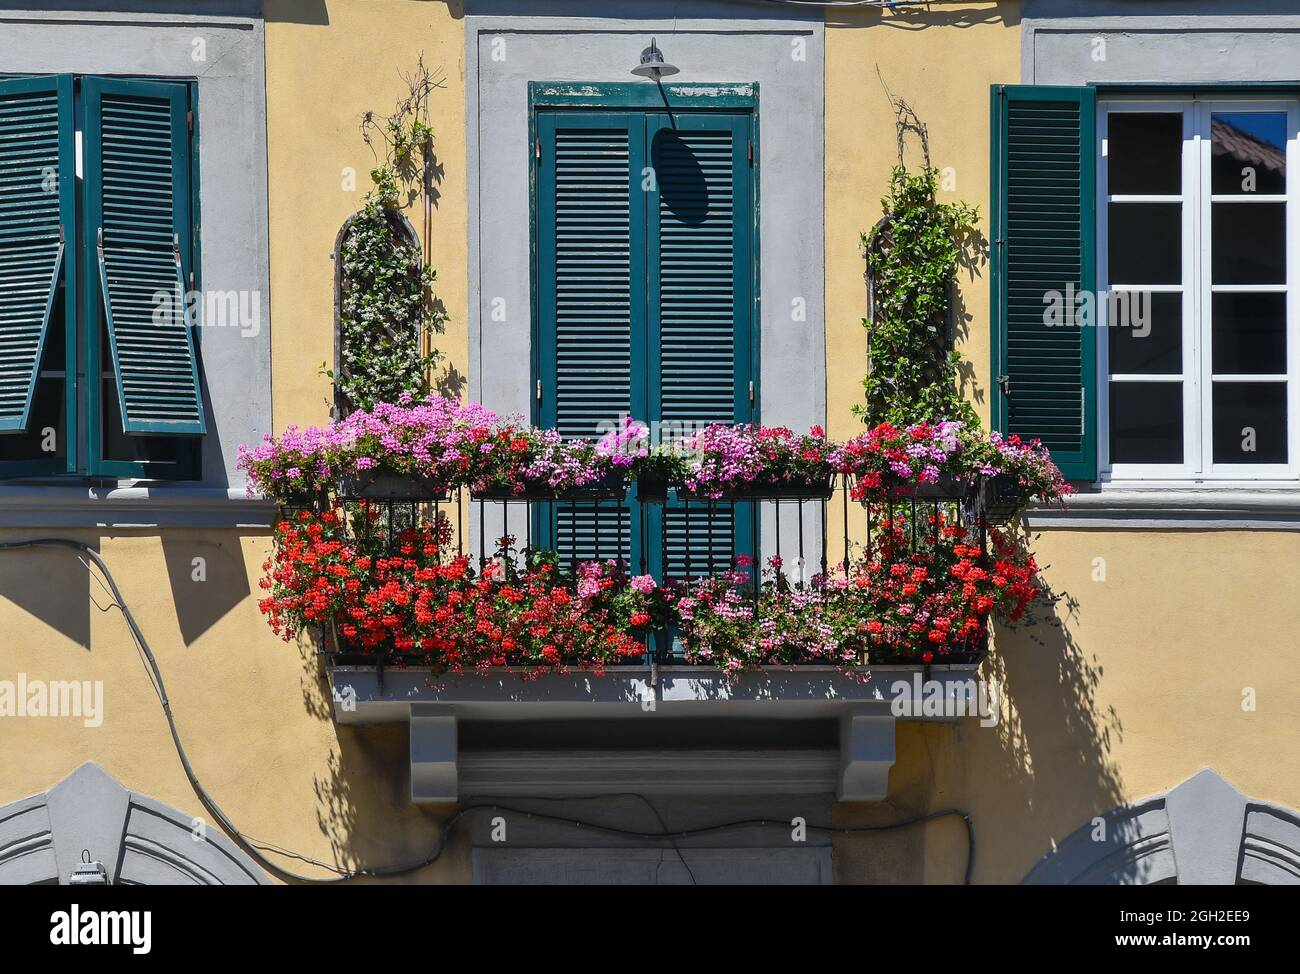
[0,538,976,885]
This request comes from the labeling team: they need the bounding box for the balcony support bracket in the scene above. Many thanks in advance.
[409,704,458,803]
[837,707,896,802]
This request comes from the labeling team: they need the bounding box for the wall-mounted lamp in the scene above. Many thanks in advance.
[68,849,110,885]
[631,38,679,80]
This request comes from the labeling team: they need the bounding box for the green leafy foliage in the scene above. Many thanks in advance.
[326,58,447,414]
[859,165,980,427]
[329,186,444,412]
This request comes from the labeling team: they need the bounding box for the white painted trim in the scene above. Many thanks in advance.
[1096,96,1300,483]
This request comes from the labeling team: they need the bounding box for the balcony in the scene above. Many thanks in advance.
[243,402,1063,802]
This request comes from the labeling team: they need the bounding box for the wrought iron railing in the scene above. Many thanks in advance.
[287,472,1000,667]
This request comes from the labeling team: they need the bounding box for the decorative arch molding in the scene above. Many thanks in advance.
[0,763,268,885]
[1024,769,1300,885]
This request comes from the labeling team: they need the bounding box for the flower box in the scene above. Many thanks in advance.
[339,470,451,501]
[634,472,671,504]
[472,472,628,502]
[980,473,1022,524]
[873,473,971,502]
[677,476,835,502]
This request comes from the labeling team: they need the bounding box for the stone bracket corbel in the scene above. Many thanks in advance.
[409,704,458,803]
[837,707,897,802]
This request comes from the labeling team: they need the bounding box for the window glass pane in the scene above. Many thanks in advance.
[1108,112,1182,195]
[1109,382,1184,463]
[1108,291,1182,375]
[1212,382,1288,464]
[1108,202,1181,285]
[1211,292,1288,375]
[1,378,65,465]
[0,287,67,468]
[1211,201,1286,284]
[1212,112,1287,195]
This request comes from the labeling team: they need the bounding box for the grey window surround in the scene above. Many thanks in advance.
[465,2,825,567]
[473,846,833,884]
[0,4,271,518]
[1025,484,1300,529]
[0,484,276,529]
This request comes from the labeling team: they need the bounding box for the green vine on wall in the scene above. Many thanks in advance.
[326,56,448,414]
[858,87,982,427]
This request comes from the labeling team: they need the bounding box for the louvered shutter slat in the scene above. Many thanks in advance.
[86,78,204,436]
[650,120,752,579]
[538,118,639,568]
[992,85,1096,480]
[0,76,71,434]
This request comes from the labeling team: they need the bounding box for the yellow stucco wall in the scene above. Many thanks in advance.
[263,0,469,430]
[0,530,471,882]
[0,0,474,884]
[824,0,1016,438]
[825,1,1300,883]
[4,0,1300,886]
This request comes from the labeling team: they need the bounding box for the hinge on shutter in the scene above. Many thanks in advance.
[748,380,754,404]
[172,234,182,268]
[535,137,541,160]
[996,375,1011,398]
[96,227,103,261]
[536,379,543,402]
[747,140,753,164]
[187,110,194,133]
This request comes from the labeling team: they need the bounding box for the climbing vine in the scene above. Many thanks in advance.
[327,57,448,414]
[858,90,982,427]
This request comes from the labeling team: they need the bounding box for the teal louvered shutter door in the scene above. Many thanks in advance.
[535,112,646,567]
[991,85,1096,480]
[646,114,754,579]
[0,75,73,434]
[85,77,204,436]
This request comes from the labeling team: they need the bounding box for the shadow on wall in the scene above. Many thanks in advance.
[261,0,467,26]
[0,535,94,651]
[975,578,1128,881]
[295,643,463,881]
[160,532,253,646]
[0,531,257,652]
[826,2,1022,31]
[833,566,1125,884]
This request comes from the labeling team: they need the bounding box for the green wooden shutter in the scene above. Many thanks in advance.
[0,75,73,434]
[646,114,754,578]
[534,109,756,579]
[85,77,204,436]
[535,112,645,567]
[991,85,1096,480]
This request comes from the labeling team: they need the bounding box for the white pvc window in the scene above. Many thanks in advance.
[1098,98,1300,481]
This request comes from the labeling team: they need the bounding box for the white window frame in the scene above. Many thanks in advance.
[1097,96,1300,484]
